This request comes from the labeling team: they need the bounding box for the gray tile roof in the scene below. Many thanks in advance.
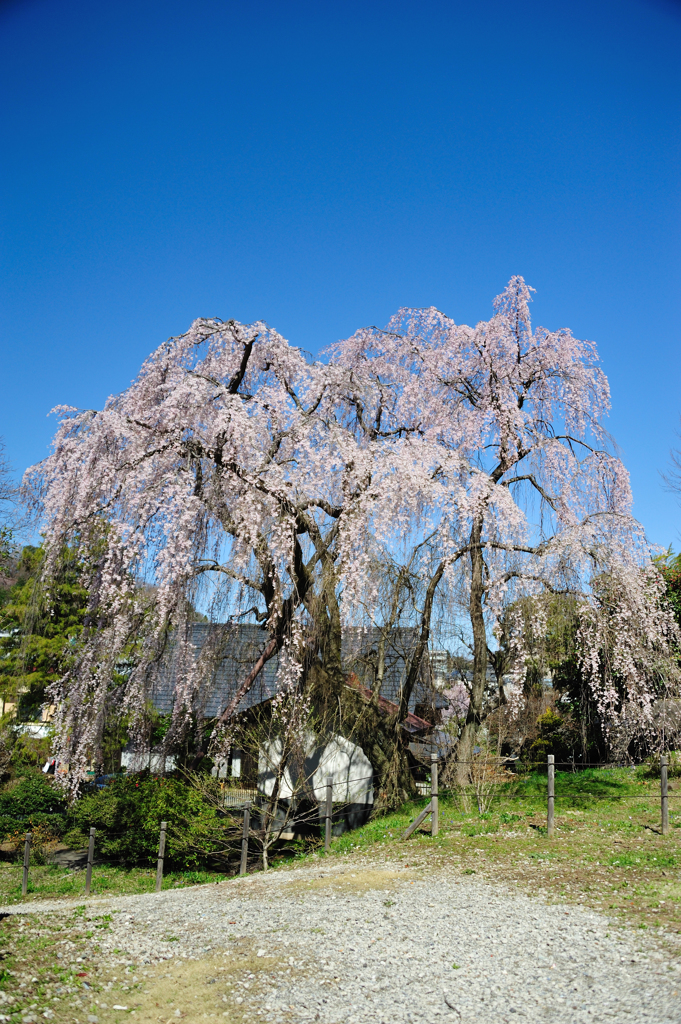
[149,623,438,719]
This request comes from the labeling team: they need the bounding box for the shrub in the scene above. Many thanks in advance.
[522,707,578,766]
[0,771,68,840]
[5,823,59,864]
[64,773,240,869]
[637,751,681,779]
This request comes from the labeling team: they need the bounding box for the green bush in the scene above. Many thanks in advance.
[64,773,240,870]
[522,707,578,765]
[0,772,68,840]
[636,751,681,779]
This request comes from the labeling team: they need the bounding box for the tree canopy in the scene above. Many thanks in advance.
[26,278,680,789]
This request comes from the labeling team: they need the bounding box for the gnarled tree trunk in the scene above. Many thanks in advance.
[454,515,487,785]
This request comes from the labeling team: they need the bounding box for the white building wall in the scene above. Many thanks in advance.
[258,732,373,805]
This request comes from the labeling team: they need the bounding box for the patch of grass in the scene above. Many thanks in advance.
[0,907,111,1024]
[332,810,422,854]
[0,861,231,906]
[608,850,678,869]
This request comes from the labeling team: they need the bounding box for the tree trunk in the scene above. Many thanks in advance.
[398,559,446,723]
[455,516,488,785]
[342,687,415,815]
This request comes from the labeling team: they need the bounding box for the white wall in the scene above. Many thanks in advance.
[258,732,373,804]
[121,750,177,773]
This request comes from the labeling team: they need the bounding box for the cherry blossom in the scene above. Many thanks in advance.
[26,278,679,790]
[330,276,680,771]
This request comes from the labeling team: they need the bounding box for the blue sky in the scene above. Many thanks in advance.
[1,0,680,547]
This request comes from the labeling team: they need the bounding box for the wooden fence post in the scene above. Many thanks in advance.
[21,832,31,897]
[661,755,669,836]
[240,802,250,876]
[431,753,439,838]
[401,802,432,840]
[85,828,96,896]
[547,755,555,837]
[155,821,167,892]
[325,776,333,853]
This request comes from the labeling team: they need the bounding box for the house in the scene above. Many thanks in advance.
[148,623,444,723]
[129,622,445,831]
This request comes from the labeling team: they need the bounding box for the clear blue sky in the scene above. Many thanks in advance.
[1,0,679,547]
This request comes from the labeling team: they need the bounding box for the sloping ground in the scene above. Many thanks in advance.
[1,857,681,1024]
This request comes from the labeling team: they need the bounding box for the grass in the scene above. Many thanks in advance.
[4,766,680,937]
[9,767,676,919]
[0,862,230,904]
[0,766,680,1022]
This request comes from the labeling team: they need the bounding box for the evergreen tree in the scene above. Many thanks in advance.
[657,548,681,632]
[0,545,88,720]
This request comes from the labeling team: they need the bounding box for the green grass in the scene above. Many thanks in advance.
[0,765,679,1022]
[0,861,229,904]
[332,767,677,851]
[5,766,681,937]
[609,850,678,868]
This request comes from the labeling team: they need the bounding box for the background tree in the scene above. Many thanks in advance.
[488,594,597,763]
[0,545,89,720]
[656,548,681,631]
[0,438,18,581]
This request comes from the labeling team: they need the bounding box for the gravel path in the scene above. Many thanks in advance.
[4,859,681,1024]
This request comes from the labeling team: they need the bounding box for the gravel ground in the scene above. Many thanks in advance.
[4,859,681,1024]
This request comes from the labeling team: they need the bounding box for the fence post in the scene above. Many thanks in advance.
[240,802,250,876]
[547,755,555,838]
[155,821,167,892]
[85,828,96,896]
[21,832,31,897]
[400,801,432,840]
[661,755,669,836]
[325,776,333,852]
[431,753,439,838]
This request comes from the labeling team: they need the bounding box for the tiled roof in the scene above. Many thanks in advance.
[150,623,278,717]
[344,673,432,733]
[150,623,437,721]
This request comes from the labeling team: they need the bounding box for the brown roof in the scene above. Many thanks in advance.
[344,673,431,734]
